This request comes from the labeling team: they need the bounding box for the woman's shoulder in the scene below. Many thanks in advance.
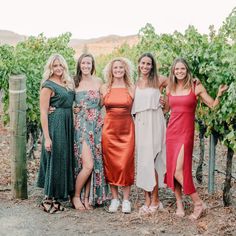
[41,80,56,91]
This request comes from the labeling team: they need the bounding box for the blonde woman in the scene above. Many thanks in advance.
[100,58,135,213]
[37,54,75,214]
[165,58,227,220]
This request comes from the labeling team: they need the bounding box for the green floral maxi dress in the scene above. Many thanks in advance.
[37,80,75,200]
[74,90,107,206]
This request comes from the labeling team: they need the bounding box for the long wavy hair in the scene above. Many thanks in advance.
[169,58,193,92]
[41,53,74,90]
[74,53,95,88]
[138,52,159,88]
[103,57,133,89]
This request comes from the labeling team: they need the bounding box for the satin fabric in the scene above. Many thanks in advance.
[165,90,197,195]
[102,88,135,186]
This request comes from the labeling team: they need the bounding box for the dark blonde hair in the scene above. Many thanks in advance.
[138,53,159,88]
[74,53,95,88]
[169,58,193,92]
[104,57,133,88]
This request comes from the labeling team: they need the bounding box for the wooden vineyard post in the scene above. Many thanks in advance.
[9,75,28,199]
[208,133,217,194]
[223,147,234,206]
[196,120,206,184]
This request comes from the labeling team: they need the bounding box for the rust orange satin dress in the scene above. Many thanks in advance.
[102,88,135,186]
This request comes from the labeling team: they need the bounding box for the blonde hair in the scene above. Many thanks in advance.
[169,58,193,92]
[103,57,133,88]
[41,53,74,90]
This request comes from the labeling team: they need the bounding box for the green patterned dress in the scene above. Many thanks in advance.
[37,80,75,200]
[74,90,108,206]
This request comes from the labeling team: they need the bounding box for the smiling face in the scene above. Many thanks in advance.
[112,60,125,79]
[174,62,187,81]
[80,56,93,76]
[52,59,64,77]
[139,56,152,76]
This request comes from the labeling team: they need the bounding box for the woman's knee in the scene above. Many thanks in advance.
[83,161,94,173]
[174,170,183,181]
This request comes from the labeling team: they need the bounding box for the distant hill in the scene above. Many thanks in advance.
[70,34,139,57]
[0,30,139,57]
[0,30,26,45]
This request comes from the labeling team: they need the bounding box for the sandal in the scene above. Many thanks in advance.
[40,199,59,214]
[53,200,65,211]
[139,205,150,215]
[72,196,86,211]
[189,201,207,220]
[174,200,185,217]
[149,201,164,213]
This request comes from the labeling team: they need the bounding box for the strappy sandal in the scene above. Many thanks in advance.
[71,196,86,210]
[189,201,207,221]
[53,200,65,211]
[139,205,150,215]
[40,199,59,214]
[149,201,164,213]
[174,200,185,217]
[84,197,94,210]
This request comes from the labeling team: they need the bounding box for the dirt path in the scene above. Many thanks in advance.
[0,125,236,235]
[1,186,236,236]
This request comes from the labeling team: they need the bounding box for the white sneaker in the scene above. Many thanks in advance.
[109,199,120,212]
[122,200,131,213]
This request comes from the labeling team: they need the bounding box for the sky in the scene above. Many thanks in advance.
[0,0,235,39]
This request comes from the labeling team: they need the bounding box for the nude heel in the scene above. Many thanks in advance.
[189,201,207,220]
[174,200,185,217]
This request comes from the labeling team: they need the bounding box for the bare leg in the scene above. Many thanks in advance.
[150,171,159,206]
[144,191,151,207]
[123,186,131,201]
[110,185,119,200]
[73,141,93,210]
[84,175,93,210]
[174,145,185,217]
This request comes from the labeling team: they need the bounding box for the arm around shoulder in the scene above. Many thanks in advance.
[159,76,169,89]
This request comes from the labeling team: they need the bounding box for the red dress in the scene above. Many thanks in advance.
[102,88,135,186]
[165,89,197,195]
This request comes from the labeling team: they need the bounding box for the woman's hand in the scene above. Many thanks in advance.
[48,106,56,114]
[45,137,52,152]
[160,95,166,108]
[217,85,228,97]
[74,105,81,114]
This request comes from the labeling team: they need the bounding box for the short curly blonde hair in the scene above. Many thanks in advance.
[103,57,134,88]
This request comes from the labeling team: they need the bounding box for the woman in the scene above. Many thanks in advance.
[37,54,75,213]
[132,53,167,214]
[100,57,135,213]
[165,58,228,220]
[72,53,107,210]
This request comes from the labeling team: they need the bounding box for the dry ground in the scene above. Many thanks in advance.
[0,122,236,236]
